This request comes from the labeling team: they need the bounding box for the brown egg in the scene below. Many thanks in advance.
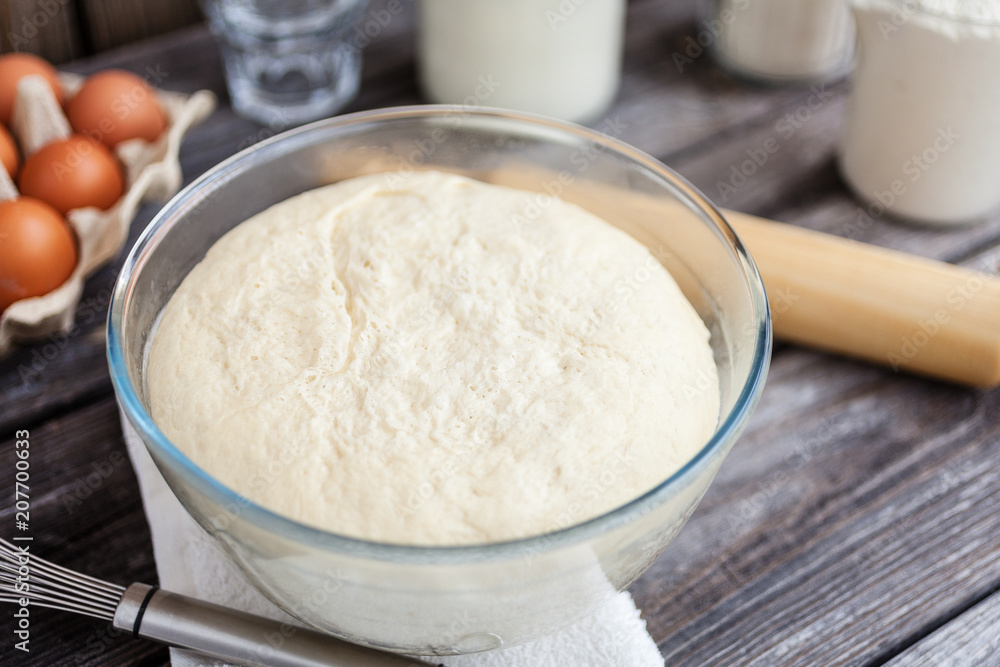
[18,135,124,215]
[0,124,18,175]
[67,69,166,148]
[0,53,63,126]
[0,197,77,311]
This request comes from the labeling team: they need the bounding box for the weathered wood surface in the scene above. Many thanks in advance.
[0,0,201,63]
[2,0,1000,665]
[0,0,85,62]
[78,0,202,54]
[885,591,1000,666]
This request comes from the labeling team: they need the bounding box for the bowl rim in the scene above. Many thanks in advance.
[107,105,771,564]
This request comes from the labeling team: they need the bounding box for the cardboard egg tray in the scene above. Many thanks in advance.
[0,72,216,356]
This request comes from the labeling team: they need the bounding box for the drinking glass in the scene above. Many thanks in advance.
[201,0,369,128]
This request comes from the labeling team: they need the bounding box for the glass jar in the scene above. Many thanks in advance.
[711,0,856,84]
[839,0,1000,224]
[417,0,626,124]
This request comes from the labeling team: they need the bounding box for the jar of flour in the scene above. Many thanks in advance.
[840,0,1000,224]
[711,0,856,83]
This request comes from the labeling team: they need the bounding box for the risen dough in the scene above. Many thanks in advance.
[147,171,719,545]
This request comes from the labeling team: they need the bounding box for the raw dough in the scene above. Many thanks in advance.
[147,171,719,545]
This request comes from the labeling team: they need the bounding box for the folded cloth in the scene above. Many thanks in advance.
[119,410,666,667]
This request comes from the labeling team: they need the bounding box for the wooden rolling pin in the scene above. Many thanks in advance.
[724,210,1000,387]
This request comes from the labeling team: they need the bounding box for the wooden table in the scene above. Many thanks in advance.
[3,2,1000,665]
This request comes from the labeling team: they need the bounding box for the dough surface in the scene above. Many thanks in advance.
[147,171,719,545]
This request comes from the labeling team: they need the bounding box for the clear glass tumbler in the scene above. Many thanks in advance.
[201,0,369,128]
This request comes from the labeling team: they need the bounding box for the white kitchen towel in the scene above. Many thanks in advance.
[119,410,666,667]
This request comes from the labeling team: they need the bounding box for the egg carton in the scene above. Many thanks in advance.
[0,73,216,356]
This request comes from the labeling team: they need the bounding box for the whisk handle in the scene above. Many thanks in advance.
[114,583,440,667]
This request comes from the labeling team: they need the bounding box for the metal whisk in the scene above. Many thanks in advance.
[0,537,124,621]
[0,538,439,667]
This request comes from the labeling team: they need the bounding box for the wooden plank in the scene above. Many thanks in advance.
[0,0,84,63]
[884,591,1000,666]
[0,397,167,666]
[78,0,201,54]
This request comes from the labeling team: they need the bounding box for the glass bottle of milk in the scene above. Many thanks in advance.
[417,0,626,124]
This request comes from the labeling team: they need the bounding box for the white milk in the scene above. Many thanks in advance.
[712,0,855,83]
[840,0,1000,224]
[417,0,625,124]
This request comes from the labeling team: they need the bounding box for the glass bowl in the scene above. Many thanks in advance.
[108,106,770,655]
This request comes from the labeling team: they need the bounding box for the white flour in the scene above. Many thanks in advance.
[916,0,1000,22]
[840,0,1000,223]
[713,0,855,82]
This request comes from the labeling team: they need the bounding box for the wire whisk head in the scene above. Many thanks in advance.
[0,537,125,621]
